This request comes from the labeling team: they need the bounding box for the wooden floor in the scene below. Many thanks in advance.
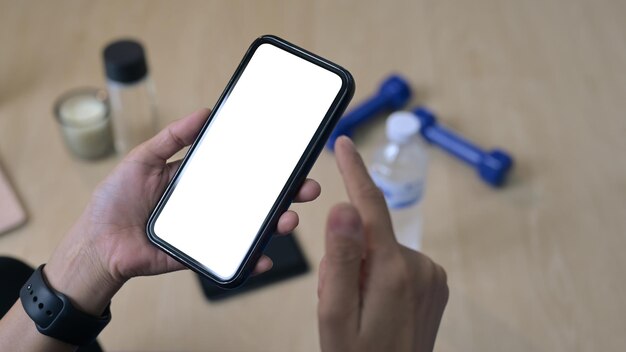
[1,0,625,351]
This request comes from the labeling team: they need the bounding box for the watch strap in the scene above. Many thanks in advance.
[20,264,111,346]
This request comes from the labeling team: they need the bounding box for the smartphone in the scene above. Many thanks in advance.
[146,35,354,288]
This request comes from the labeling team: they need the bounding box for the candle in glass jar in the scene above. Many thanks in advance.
[54,88,113,160]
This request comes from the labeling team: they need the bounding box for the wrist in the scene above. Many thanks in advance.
[45,225,122,316]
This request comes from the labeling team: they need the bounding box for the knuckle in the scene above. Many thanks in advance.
[357,183,385,202]
[166,126,187,148]
[329,247,362,266]
[318,303,348,326]
[422,259,440,287]
[390,249,450,303]
[386,257,413,293]
[437,264,448,287]
[318,304,334,323]
[328,240,362,265]
[126,143,146,159]
[436,264,450,303]
[415,257,449,295]
[361,220,378,236]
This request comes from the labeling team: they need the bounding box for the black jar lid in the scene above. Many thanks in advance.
[103,39,148,84]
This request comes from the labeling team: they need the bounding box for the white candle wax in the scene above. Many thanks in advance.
[56,90,113,159]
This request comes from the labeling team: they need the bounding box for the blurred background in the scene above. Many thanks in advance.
[1,0,625,351]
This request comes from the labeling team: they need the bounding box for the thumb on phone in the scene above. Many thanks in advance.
[318,203,365,339]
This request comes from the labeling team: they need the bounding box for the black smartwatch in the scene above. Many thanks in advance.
[19,264,111,346]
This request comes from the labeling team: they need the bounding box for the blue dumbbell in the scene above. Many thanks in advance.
[412,107,513,187]
[326,75,412,150]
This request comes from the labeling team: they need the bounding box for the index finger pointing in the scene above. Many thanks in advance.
[334,136,396,248]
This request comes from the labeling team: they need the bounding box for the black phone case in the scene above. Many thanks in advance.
[198,233,308,300]
[145,35,355,289]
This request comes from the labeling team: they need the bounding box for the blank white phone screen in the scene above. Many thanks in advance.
[153,43,342,280]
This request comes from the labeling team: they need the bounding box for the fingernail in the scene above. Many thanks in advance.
[341,136,355,151]
[258,257,273,272]
[330,206,361,238]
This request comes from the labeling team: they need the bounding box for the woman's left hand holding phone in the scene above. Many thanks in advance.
[1,108,317,351]
[1,108,321,351]
[45,107,321,317]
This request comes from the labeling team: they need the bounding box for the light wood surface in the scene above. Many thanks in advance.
[1,0,626,351]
